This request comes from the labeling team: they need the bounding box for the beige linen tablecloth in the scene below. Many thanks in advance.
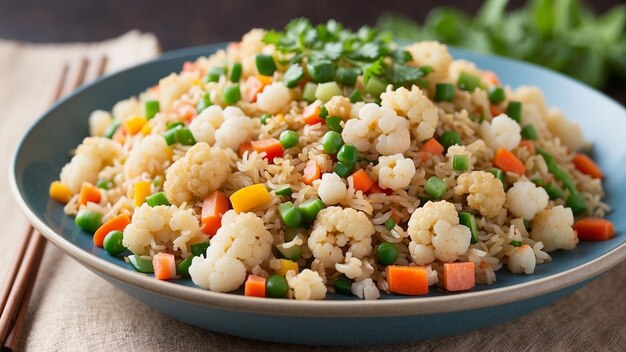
[1,32,624,351]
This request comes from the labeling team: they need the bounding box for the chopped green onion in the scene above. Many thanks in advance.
[566,192,587,215]
[299,198,325,222]
[321,131,344,154]
[307,60,335,83]
[266,275,289,298]
[278,201,303,228]
[319,105,328,119]
[376,242,399,265]
[333,276,353,295]
[435,83,455,102]
[521,124,538,140]
[506,101,522,123]
[488,87,506,104]
[127,255,154,273]
[260,113,271,125]
[544,183,564,200]
[531,178,546,187]
[337,144,358,166]
[315,82,342,102]
[283,64,304,88]
[334,162,354,178]
[255,54,276,76]
[302,82,318,103]
[166,122,184,130]
[536,149,576,193]
[104,121,121,139]
[365,76,387,97]
[336,67,359,86]
[196,93,212,112]
[206,67,225,82]
[274,185,293,197]
[349,89,362,103]
[103,230,125,256]
[75,209,102,232]
[420,66,434,75]
[145,192,170,207]
[510,240,522,247]
[457,72,481,91]
[325,116,343,133]
[459,212,479,244]
[424,176,448,200]
[276,243,302,261]
[452,154,469,171]
[440,130,461,150]
[163,126,180,146]
[380,215,396,231]
[191,242,210,257]
[488,167,506,187]
[175,127,196,146]
[223,84,241,105]
[176,256,193,277]
[96,179,111,190]
[145,100,160,119]
[279,130,299,149]
[229,62,242,82]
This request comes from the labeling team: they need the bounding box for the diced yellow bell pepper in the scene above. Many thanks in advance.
[123,116,147,135]
[229,183,272,213]
[258,75,273,85]
[133,181,151,206]
[275,259,299,276]
[140,123,152,136]
[49,181,73,204]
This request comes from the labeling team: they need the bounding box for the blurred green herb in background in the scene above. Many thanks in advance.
[378,0,626,88]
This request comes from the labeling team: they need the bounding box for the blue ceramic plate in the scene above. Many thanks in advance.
[10,43,626,345]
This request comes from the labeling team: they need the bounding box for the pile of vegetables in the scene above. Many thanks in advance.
[378,0,626,88]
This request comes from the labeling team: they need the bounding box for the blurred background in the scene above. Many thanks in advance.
[0,0,624,102]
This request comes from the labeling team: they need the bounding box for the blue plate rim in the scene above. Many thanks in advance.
[9,43,626,318]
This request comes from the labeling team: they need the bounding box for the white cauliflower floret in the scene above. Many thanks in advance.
[407,200,471,264]
[507,244,536,274]
[257,82,292,114]
[124,134,172,180]
[512,86,548,114]
[545,108,587,151]
[325,96,352,119]
[158,73,193,110]
[455,171,506,218]
[214,107,254,150]
[189,105,225,144]
[381,85,438,142]
[405,41,453,83]
[530,205,578,252]
[164,142,230,205]
[286,269,327,300]
[341,103,410,155]
[89,110,113,137]
[308,207,375,268]
[112,98,141,121]
[60,137,124,193]
[122,203,205,256]
[350,278,380,300]
[505,181,549,220]
[335,254,374,281]
[446,145,473,171]
[480,114,521,151]
[317,173,347,205]
[374,154,416,191]
[189,211,273,292]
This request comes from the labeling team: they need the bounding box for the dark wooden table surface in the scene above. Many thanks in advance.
[1,0,623,103]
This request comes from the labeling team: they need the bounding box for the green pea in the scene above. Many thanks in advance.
[325,116,343,133]
[506,101,522,123]
[333,276,354,295]
[279,130,299,149]
[103,230,125,256]
[510,240,523,247]
[488,87,506,104]
[521,124,538,141]
[457,71,481,91]
[266,275,289,298]
[260,113,271,125]
[176,256,194,277]
[278,201,303,228]
[96,179,111,190]
[333,162,354,178]
[435,83,455,102]
[385,218,396,230]
[75,209,102,232]
[255,54,277,76]
[191,242,210,257]
[321,131,344,154]
[299,199,325,222]
[337,144,358,166]
[376,242,398,265]
[223,84,241,105]
[440,130,461,150]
